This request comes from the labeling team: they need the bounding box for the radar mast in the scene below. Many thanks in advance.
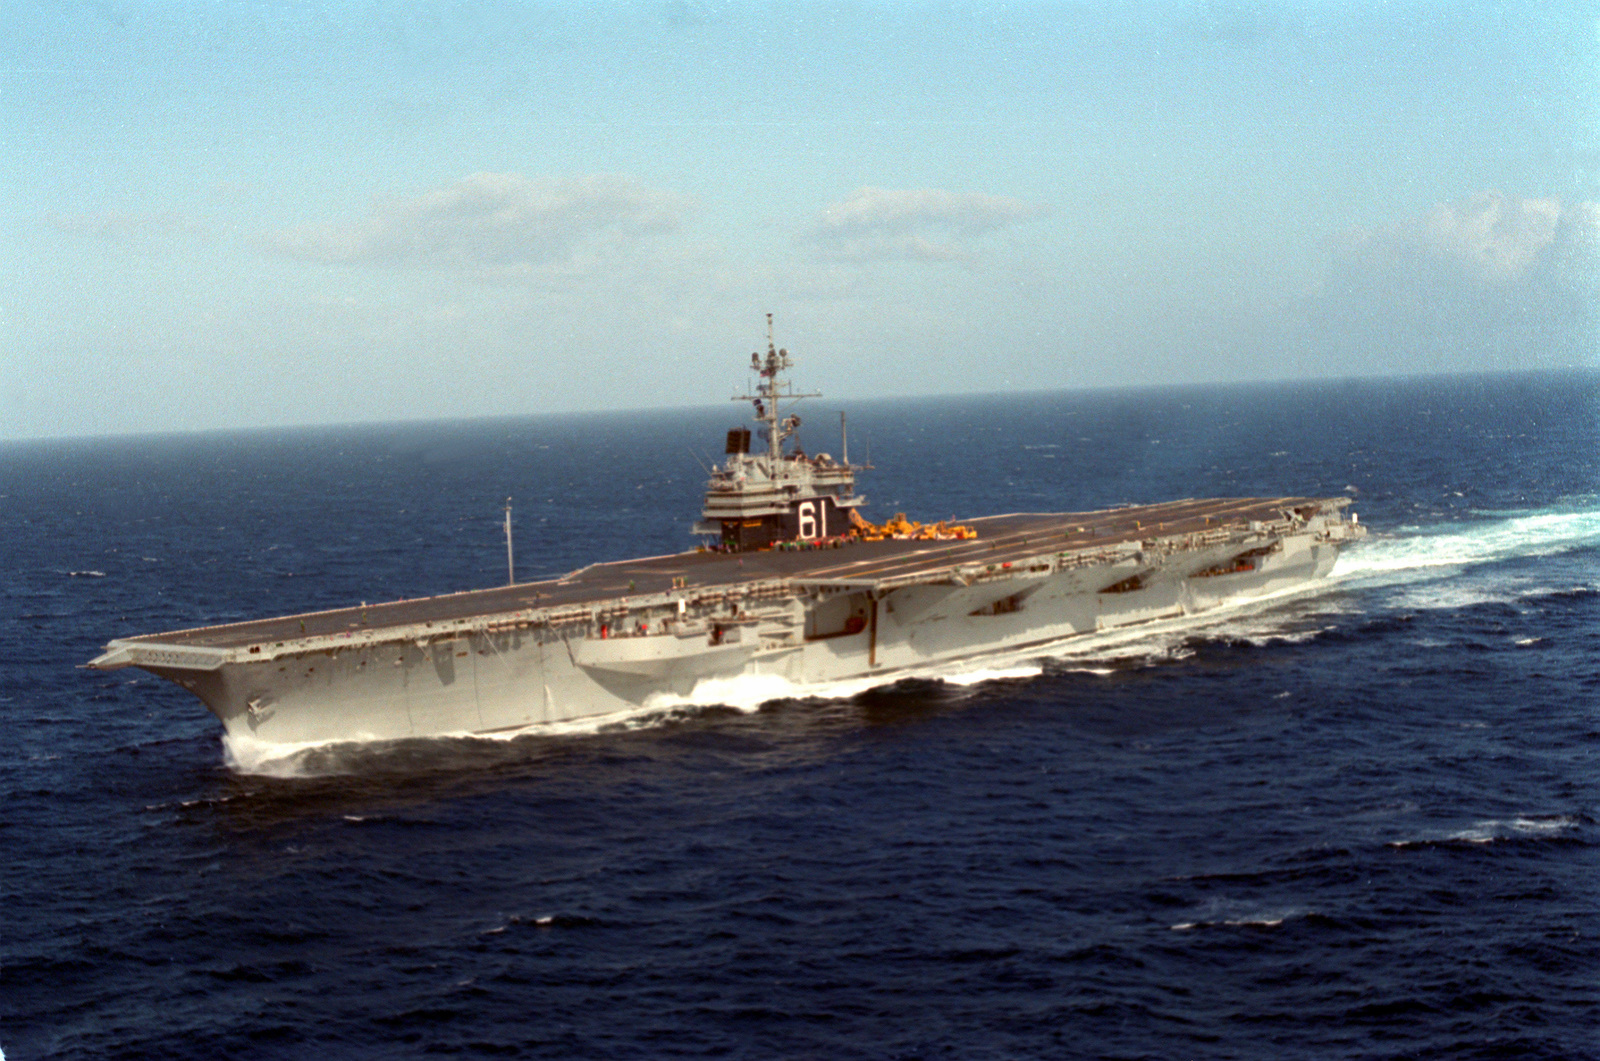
[739,312,819,477]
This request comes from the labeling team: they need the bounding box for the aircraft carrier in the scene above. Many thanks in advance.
[88,318,1365,746]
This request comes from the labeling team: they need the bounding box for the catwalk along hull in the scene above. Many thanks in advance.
[88,498,1363,746]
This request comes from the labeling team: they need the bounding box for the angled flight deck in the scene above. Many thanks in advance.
[114,497,1338,652]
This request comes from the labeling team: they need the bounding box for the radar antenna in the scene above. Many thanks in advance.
[736,312,819,477]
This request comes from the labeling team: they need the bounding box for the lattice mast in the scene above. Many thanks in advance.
[739,312,820,476]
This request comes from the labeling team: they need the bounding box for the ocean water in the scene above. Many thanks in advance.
[2,369,1597,1059]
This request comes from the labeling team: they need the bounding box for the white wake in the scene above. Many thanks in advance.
[1328,501,1600,611]
[1333,502,1600,581]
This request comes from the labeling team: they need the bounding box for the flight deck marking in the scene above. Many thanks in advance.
[122,501,1325,651]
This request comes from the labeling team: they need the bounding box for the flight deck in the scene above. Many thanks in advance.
[121,497,1343,651]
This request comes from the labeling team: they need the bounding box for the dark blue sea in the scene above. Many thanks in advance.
[4,369,1598,1060]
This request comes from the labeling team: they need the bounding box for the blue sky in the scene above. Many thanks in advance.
[3,1,1595,439]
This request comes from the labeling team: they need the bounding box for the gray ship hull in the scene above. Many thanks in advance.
[89,499,1363,748]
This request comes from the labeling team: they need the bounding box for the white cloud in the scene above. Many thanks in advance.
[1420,193,1566,282]
[46,210,208,240]
[265,172,692,272]
[1291,191,1599,374]
[809,187,1047,262]
[1349,191,1596,286]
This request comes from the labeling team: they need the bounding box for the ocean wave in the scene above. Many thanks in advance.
[481,914,600,935]
[223,732,365,777]
[1388,577,1594,615]
[1385,815,1585,850]
[1170,915,1289,931]
[640,661,1047,716]
[1168,904,1329,932]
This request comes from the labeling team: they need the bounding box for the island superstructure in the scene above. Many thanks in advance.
[89,320,1366,746]
[694,314,869,550]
